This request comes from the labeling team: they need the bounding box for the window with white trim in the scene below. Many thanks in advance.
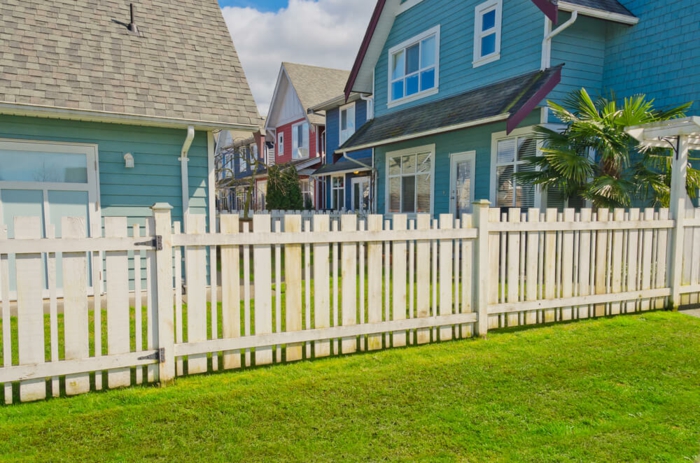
[292,122,309,159]
[278,132,284,156]
[494,135,537,209]
[239,146,248,173]
[301,179,314,208]
[339,103,356,145]
[331,176,345,210]
[387,147,433,214]
[388,26,439,106]
[473,0,502,67]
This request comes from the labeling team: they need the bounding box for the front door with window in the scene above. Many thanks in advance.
[351,177,370,213]
[450,152,476,218]
[0,139,100,296]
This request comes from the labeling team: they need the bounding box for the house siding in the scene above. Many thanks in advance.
[0,114,209,228]
[374,111,540,216]
[603,1,700,114]
[274,118,320,165]
[549,14,607,106]
[374,0,543,118]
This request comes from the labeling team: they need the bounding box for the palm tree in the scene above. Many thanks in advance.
[516,88,698,209]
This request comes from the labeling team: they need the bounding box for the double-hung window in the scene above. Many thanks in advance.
[493,134,537,209]
[388,26,439,107]
[473,0,502,67]
[292,122,309,159]
[331,176,345,210]
[387,145,434,214]
[339,103,356,145]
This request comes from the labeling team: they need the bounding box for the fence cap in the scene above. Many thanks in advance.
[472,199,491,206]
[151,203,173,211]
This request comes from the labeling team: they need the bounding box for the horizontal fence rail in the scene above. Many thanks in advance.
[1,202,698,404]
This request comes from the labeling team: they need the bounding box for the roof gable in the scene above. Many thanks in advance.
[0,0,260,129]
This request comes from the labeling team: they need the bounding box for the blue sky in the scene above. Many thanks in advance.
[218,0,288,12]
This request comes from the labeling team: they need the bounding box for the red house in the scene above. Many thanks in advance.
[263,62,350,209]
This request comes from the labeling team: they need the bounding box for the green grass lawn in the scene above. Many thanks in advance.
[1,311,699,462]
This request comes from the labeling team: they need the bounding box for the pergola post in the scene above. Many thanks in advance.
[669,135,691,310]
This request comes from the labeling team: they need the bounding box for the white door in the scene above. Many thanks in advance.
[351,177,370,213]
[450,152,476,218]
[0,139,100,296]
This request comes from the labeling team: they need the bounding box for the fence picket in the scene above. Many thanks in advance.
[185,215,208,374]
[62,217,90,395]
[284,216,303,362]
[561,209,575,321]
[640,208,655,311]
[392,215,407,348]
[525,209,539,324]
[460,214,473,337]
[439,215,453,340]
[594,209,609,317]
[253,215,273,366]
[367,216,383,350]
[220,215,241,370]
[46,225,59,397]
[655,209,670,309]
[544,209,557,323]
[105,217,130,389]
[242,221,252,367]
[1,225,12,404]
[507,209,520,327]
[173,221,184,375]
[488,209,500,329]
[133,224,143,384]
[577,209,592,319]
[610,209,625,315]
[313,215,331,357]
[341,215,358,353]
[625,209,640,314]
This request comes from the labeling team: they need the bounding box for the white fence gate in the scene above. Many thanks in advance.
[1,202,699,404]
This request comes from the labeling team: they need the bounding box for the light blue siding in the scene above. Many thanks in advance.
[375,0,543,118]
[0,114,210,229]
[549,14,607,104]
[374,111,540,217]
[604,1,700,113]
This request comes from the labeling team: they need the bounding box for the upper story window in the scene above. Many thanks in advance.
[473,0,502,68]
[278,132,284,156]
[239,146,248,173]
[388,26,440,108]
[339,103,356,145]
[492,132,536,209]
[292,121,309,159]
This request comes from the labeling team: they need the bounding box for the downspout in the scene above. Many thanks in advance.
[541,11,578,71]
[360,94,374,120]
[179,126,195,230]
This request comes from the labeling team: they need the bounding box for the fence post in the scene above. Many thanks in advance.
[669,135,691,310]
[472,200,491,337]
[152,203,175,384]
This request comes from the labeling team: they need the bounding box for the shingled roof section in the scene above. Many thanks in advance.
[283,63,350,125]
[339,65,563,152]
[0,0,260,129]
[562,0,635,17]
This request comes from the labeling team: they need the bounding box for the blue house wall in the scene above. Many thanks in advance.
[324,99,373,210]
[603,1,700,114]
[374,0,543,119]
[0,114,210,229]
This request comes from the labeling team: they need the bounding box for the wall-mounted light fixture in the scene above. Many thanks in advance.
[124,153,134,168]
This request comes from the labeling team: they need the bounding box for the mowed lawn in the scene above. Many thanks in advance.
[1,312,699,462]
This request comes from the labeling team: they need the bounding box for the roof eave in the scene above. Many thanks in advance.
[310,93,363,113]
[0,102,259,132]
[558,1,638,25]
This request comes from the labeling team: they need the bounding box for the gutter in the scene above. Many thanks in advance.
[541,11,578,71]
[337,113,509,154]
[0,102,259,132]
[179,126,195,230]
[558,2,638,25]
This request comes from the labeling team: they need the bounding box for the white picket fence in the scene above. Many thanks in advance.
[1,201,699,404]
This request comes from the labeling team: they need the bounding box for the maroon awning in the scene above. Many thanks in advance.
[531,0,558,23]
[507,66,562,134]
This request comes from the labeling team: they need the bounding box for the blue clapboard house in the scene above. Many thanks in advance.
[327,0,699,218]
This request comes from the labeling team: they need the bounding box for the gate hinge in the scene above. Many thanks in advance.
[135,235,163,251]
[138,347,165,363]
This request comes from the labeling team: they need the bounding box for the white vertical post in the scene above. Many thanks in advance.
[152,203,175,385]
[472,200,490,337]
[669,135,690,310]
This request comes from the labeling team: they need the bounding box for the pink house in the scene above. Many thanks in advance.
[263,62,349,209]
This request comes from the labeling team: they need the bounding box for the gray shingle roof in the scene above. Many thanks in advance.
[283,63,350,125]
[312,156,373,176]
[562,0,635,17]
[340,65,563,151]
[0,0,260,128]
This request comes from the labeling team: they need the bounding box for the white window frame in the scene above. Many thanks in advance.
[387,25,440,109]
[385,144,435,215]
[490,127,541,210]
[292,121,309,160]
[331,175,345,210]
[0,138,101,238]
[339,102,356,146]
[473,0,502,68]
[278,132,284,156]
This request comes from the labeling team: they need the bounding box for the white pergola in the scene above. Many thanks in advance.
[626,116,700,309]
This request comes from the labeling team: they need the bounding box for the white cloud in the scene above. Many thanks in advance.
[222,0,376,116]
